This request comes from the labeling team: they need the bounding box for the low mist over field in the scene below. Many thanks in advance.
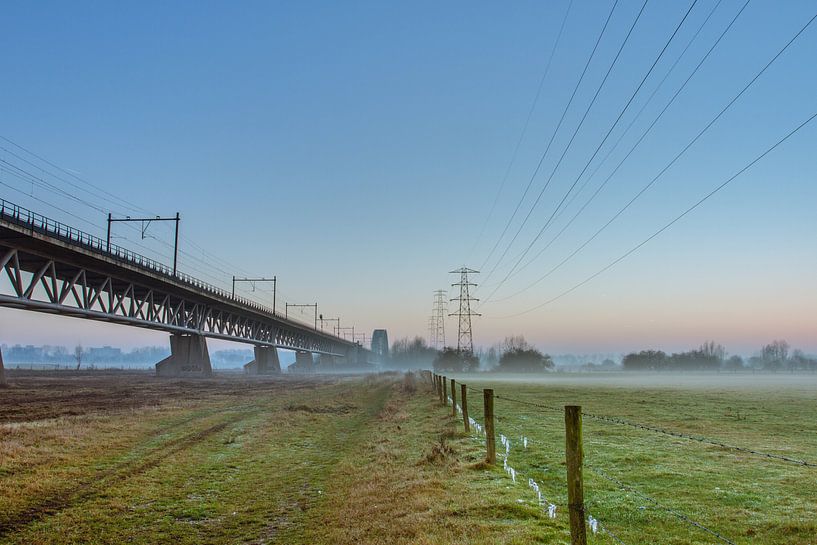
[3,1,817,543]
[447,370,817,391]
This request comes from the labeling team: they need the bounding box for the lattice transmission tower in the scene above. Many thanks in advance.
[430,289,447,349]
[449,268,480,354]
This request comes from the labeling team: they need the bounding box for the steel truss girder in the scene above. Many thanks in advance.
[0,246,344,356]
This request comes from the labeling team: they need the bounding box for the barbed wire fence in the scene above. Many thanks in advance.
[424,372,813,545]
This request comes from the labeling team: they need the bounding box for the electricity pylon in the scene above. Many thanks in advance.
[449,268,480,354]
[431,289,447,349]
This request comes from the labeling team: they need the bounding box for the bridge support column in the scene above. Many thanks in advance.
[244,346,281,375]
[289,350,314,373]
[156,334,213,377]
[0,346,6,387]
[318,353,336,369]
[344,345,366,368]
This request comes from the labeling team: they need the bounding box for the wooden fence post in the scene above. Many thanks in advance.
[484,388,495,464]
[565,405,587,545]
[450,378,457,417]
[461,383,469,432]
[442,375,448,405]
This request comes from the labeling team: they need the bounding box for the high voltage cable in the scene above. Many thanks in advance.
[481,0,699,303]
[509,0,729,279]
[468,0,575,260]
[490,0,750,303]
[481,0,658,284]
[490,9,816,309]
[476,0,724,292]
[497,107,817,317]
[478,0,623,273]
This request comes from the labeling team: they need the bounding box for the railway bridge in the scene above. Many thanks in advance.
[0,200,371,377]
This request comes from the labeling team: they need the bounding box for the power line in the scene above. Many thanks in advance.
[497,107,817,317]
[481,0,654,284]
[478,0,623,274]
[511,0,730,278]
[490,9,816,309]
[490,0,750,303]
[481,0,700,304]
[468,0,575,260]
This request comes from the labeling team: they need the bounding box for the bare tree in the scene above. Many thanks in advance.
[501,335,529,354]
[74,344,83,371]
[761,339,789,369]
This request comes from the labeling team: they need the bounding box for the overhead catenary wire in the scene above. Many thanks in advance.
[0,140,295,310]
[0,136,264,292]
[0,135,154,216]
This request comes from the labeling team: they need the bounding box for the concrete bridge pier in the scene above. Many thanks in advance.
[344,345,366,368]
[289,350,314,373]
[318,353,336,369]
[0,346,6,386]
[244,346,281,375]
[156,334,213,377]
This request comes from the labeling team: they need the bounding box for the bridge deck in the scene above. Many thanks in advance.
[0,200,363,357]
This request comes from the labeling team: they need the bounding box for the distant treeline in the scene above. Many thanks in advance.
[387,336,817,374]
[622,340,817,372]
[0,344,254,367]
[389,335,555,373]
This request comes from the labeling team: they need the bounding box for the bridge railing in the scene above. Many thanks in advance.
[0,198,332,336]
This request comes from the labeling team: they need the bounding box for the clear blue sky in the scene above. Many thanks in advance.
[1,0,815,356]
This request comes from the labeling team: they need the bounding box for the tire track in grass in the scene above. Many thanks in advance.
[0,408,256,536]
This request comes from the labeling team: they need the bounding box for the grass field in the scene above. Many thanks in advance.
[0,371,558,544]
[1,370,814,544]
[445,372,817,545]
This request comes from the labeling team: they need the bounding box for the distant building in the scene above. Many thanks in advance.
[371,329,389,361]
